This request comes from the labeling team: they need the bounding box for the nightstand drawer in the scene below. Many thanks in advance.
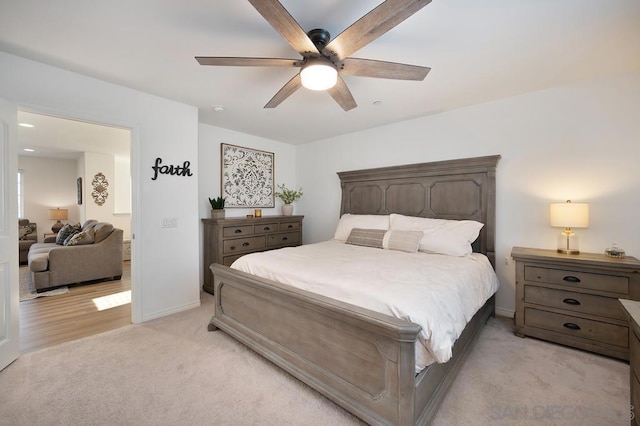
[223,236,266,254]
[223,225,254,238]
[254,222,279,234]
[525,286,626,321]
[267,231,300,247]
[280,221,300,231]
[524,266,628,294]
[525,307,628,347]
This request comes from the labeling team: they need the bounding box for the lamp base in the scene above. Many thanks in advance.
[557,248,580,255]
[557,231,580,255]
[51,221,63,233]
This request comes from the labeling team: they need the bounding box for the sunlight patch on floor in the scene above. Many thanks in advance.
[92,290,131,311]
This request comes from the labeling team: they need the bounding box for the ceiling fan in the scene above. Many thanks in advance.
[196,0,432,111]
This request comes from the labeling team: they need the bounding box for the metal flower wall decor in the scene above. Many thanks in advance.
[91,172,109,206]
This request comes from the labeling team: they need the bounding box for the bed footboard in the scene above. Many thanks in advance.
[210,263,422,426]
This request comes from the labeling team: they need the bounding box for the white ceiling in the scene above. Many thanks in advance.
[1,0,640,145]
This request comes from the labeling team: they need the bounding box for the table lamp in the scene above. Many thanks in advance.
[48,208,68,233]
[550,200,589,254]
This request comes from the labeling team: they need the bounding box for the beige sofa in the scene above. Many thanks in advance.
[28,221,123,292]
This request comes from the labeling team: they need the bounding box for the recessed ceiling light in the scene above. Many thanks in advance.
[23,148,35,152]
[213,105,225,112]
[18,123,35,128]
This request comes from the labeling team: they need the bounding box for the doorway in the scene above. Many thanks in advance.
[17,110,133,352]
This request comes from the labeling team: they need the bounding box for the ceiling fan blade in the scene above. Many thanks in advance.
[327,76,357,111]
[196,57,302,67]
[341,58,430,80]
[264,73,303,108]
[323,0,432,60]
[249,0,318,55]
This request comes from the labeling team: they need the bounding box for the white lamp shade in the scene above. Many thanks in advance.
[550,202,589,228]
[300,60,338,91]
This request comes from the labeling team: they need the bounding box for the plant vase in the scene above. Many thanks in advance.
[211,209,225,219]
[281,204,294,216]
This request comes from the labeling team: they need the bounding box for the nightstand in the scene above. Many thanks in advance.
[512,246,640,360]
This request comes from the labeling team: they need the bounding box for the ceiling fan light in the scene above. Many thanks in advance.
[300,61,337,91]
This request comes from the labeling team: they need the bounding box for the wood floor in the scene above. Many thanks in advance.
[19,262,132,353]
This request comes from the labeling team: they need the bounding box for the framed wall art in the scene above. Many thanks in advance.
[77,177,83,205]
[221,143,274,207]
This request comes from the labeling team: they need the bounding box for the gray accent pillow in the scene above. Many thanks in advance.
[345,228,385,249]
[93,222,114,243]
[382,230,423,253]
[18,224,36,240]
[64,228,95,246]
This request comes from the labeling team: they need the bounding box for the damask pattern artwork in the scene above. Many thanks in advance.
[221,143,274,207]
[91,172,109,206]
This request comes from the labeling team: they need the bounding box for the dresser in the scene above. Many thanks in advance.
[620,299,640,425]
[202,215,303,294]
[512,246,640,360]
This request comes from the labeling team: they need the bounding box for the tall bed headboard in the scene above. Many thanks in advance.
[337,155,501,266]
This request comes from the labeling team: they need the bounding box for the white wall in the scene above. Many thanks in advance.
[296,70,640,317]
[18,156,80,241]
[198,123,297,283]
[1,51,200,322]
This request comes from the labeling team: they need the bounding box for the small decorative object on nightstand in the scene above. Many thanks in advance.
[605,243,626,259]
[512,246,640,360]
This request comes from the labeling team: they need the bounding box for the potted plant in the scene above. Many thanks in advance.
[275,184,303,216]
[208,196,226,219]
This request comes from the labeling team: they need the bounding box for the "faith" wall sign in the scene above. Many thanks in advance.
[151,157,193,180]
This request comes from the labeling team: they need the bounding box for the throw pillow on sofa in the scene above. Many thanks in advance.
[18,224,36,240]
[64,228,95,246]
[56,223,81,245]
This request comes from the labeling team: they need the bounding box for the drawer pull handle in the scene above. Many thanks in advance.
[282,237,288,241]
[562,298,581,306]
[562,276,581,283]
[230,246,236,250]
[263,227,270,231]
[235,229,242,234]
[242,242,249,247]
[288,225,293,228]
[563,322,581,331]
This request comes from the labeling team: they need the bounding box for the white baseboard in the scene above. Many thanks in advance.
[141,299,201,323]
[495,306,514,318]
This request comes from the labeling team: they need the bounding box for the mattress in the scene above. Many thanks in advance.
[231,240,500,372]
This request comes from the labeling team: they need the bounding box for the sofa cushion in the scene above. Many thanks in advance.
[82,220,99,232]
[65,228,95,246]
[29,253,49,272]
[93,222,114,243]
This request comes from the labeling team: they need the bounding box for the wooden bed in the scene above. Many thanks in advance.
[208,155,500,425]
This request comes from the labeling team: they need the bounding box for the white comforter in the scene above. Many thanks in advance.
[231,240,500,371]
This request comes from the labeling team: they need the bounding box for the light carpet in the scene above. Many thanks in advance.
[19,266,68,301]
[0,292,630,426]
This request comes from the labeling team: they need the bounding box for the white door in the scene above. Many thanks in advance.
[0,97,19,371]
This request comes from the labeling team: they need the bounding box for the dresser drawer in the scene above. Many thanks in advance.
[223,236,266,254]
[524,286,626,321]
[267,231,300,247]
[525,307,628,347]
[223,225,254,238]
[280,221,301,231]
[254,222,279,234]
[524,266,628,294]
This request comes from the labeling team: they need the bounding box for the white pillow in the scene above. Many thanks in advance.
[389,214,484,256]
[333,214,390,241]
